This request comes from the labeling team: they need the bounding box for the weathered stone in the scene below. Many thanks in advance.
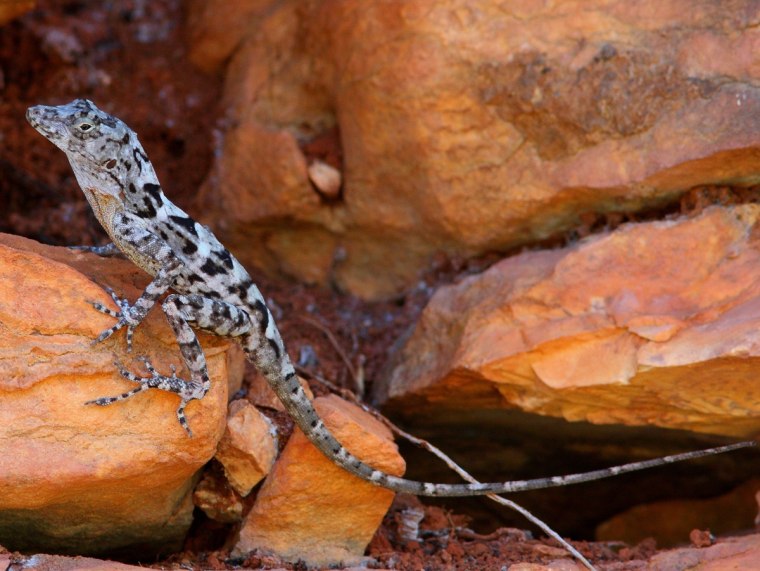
[0,233,244,556]
[246,369,313,411]
[233,394,405,567]
[596,479,760,547]
[379,206,760,438]
[647,533,760,570]
[6,554,145,571]
[185,0,276,74]
[307,159,342,199]
[0,1,34,27]
[215,399,278,496]
[193,467,244,523]
[190,0,760,299]
[509,561,580,571]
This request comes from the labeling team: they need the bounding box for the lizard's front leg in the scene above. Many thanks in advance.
[89,294,252,436]
[90,219,182,351]
[70,242,123,257]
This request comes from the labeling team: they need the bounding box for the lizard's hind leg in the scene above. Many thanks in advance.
[159,293,253,434]
[89,294,253,435]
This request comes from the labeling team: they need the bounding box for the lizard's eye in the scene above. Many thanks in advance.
[75,121,94,132]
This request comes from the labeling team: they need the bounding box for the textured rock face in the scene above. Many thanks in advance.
[379,206,760,438]
[0,1,34,26]
[0,233,243,556]
[2,554,147,571]
[648,533,760,570]
[189,0,760,299]
[596,479,760,547]
[234,395,405,567]
[214,399,278,496]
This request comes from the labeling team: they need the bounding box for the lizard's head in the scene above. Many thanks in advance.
[26,99,147,199]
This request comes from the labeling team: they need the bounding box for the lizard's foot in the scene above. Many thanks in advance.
[89,287,140,351]
[86,357,200,436]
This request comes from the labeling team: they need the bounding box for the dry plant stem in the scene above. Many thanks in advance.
[298,316,359,382]
[388,423,597,570]
[302,370,597,570]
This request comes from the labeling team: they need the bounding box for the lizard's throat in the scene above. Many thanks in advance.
[82,187,122,239]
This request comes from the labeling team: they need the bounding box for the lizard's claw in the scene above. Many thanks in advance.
[89,287,141,351]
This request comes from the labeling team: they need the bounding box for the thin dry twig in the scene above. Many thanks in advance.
[298,316,359,384]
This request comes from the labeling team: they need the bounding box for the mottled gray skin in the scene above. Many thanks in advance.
[26,99,755,496]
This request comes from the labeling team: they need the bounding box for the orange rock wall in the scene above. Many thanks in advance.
[188,0,760,299]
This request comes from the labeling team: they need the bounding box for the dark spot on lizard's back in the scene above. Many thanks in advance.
[128,182,137,193]
[134,147,148,161]
[143,183,164,207]
[214,249,234,269]
[121,133,130,144]
[200,258,225,276]
[181,239,198,255]
[251,299,269,331]
[169,215,198,236]
[106,171,122,189]
[132,148,142,173]
[137,196,157,218]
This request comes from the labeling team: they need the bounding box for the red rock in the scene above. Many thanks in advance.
[233,394,405,567]
[189,0,760,299]
[0,1,34,27]
[193,468,244,523]
[597,479,760,547]
[246,369,313,411]
[0,233,244,555]
[379,206,760,437]
[7,554,145,570]
[185,0,277,74]
[647,533,760,570]
[215,399,278,496]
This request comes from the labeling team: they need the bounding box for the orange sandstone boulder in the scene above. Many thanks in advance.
[379,206,760,438]
[215,399,278,496]
[596,479,760,547]
[647,533,760,570]
[0,233,243,556]
[0,1,34,27]
[233,394,405,567]
[189,0,760,299]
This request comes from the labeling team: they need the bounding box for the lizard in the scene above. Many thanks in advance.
[26,99,756,497]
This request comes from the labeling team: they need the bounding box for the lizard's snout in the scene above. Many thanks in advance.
[26,104,66,144]
[26,105,42,127]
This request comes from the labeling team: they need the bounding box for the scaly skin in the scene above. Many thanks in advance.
[26,99,755,496]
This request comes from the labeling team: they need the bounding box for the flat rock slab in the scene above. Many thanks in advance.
[380,206,760,438]
[0,234,243,556]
